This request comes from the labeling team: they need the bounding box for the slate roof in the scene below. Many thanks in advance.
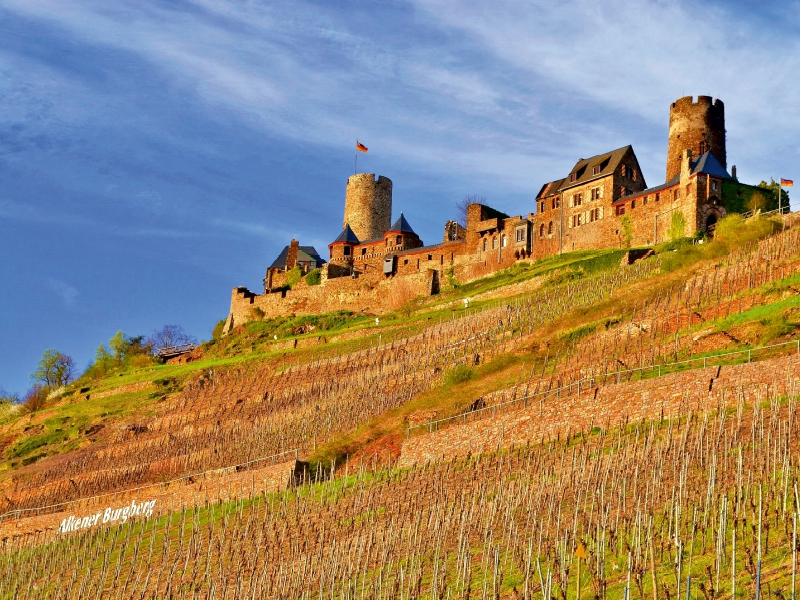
[558,146,635,192]
[332,224,360,244]
[614,152,731,204]
[536,178,566,200]
[387,213,417,234]
[269,245,325,269]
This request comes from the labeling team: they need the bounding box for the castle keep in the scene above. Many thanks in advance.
[224,96,779,331]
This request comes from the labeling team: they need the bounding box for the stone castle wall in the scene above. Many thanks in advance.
[343,174,393,241]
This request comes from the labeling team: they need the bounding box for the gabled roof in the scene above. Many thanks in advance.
[332,224,360,244]
[387,212,417,235]
[269,245,325,269]
[536,178,566,200]
[559,146,635,191]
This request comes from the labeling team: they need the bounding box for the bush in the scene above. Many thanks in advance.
[286,266,303,288]
[212,319,226,340]
[445,364,474,385]
[661,214,780,272]
[620,215,633,248]
[250,307,266,321]
[305,269,322,286]
[668,212,686,241]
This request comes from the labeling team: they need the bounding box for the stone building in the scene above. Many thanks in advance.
[264,240,325,291]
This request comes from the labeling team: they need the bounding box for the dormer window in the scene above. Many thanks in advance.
[593,165,601,175]
[569,172,577,182]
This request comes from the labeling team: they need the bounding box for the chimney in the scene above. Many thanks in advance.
[286,239,299,270]
[731,165,737,179]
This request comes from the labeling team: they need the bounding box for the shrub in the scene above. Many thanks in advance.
[620,215,633,248]
[445,364,474,385]
[286,266,303,288]
[305,269,322,286]
[668,212,686,241]
[212,319,226,340]
[250,307,266,321]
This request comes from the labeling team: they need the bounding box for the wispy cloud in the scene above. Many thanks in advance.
[44,277,79,306]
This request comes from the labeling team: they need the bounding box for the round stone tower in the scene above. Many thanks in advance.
[666,96,726,181]
[343,174,392,241]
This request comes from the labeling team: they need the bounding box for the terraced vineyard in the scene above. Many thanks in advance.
[2,215,800,598]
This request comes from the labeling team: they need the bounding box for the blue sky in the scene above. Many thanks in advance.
[1,0,798,395]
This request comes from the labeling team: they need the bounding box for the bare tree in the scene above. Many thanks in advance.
[148,325,198,352]
[456,194,486,227]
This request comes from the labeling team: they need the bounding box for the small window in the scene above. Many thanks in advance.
[591,187,601,201]
[686,184,693,195]
[539,223,545,238]
[428,254,432,260]
[655,192,660,202]
[362,247,367,255]
[492,236,497,249]
[631,199,636,209]
[711,180,718,191]
[675,189,681,200]
[643,196,648,205]
[516,228,526,242]
[540,202,546,213]
[396,235,402,245]
[404,259,408,265]
[548,221,553,235]
[501,234,506,248]
[482,239,487,251]
[699,141,706,155]
[593,165,601,175]
[573,193,583,206]
[569,172,577,182]
[615,205,625,216]
[344,246,351,256]
[554,197,561,208]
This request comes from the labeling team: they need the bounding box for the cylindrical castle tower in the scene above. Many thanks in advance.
[666,96,726,181]
[343,174,392,241]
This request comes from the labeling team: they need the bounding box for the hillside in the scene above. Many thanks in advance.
[1,213,800,598]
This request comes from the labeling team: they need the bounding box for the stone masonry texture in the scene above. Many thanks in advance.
[343,174,393,242]
[666,95,726,181]
[399,353,800,466]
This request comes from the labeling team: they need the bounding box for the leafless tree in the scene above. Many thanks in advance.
[148,325,198,352]
[456,194,486,227]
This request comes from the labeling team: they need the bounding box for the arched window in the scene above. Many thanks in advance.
[482,238,487,252]
[492,236,497,249]
[539,224,545,238]
[548,221,553,235]
[501,234,506,248]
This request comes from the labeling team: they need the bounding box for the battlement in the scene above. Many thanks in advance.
[671,95,724,110]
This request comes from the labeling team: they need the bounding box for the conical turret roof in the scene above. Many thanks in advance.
[387,213,416,234]
[333,223,360,244]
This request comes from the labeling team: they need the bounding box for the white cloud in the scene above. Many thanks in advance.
[44,277,79,306]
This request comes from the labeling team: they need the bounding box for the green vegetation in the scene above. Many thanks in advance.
[305,268,322,286]
[620,213,633,247]
[668,210,686,240]
[444,364,474,385]
[661,213,779,271]
[286,265,303,287]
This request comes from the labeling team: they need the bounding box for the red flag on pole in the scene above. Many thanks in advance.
[780,178,793,187]
[356,141,368,153]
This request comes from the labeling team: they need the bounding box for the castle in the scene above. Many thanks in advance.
[223,96,777,332]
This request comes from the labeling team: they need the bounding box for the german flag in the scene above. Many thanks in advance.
[780,178,793,187]
[356,141,368,153]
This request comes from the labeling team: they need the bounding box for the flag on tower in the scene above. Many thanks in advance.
[356,141,368,153]
[780,178,793,187]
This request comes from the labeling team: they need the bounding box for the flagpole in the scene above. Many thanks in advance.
[354,140,358,175]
